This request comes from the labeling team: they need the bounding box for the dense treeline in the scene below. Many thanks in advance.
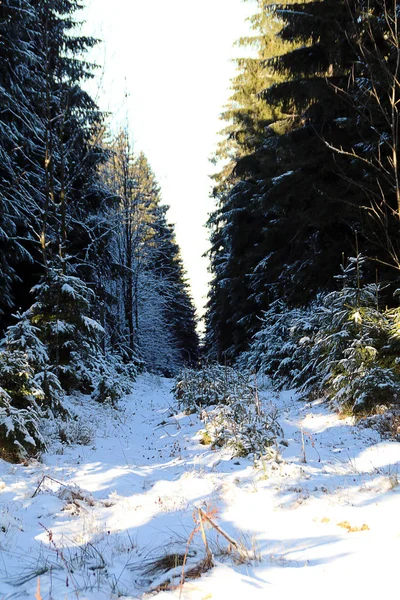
[206,0,400,412]
[0,0,198,460]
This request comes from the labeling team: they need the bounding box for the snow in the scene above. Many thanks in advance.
[0,374,399,599]
[61,284,77,298]
[271,170,294,185]
[82,316,105,333]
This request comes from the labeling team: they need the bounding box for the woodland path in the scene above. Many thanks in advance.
[0,374,399,599]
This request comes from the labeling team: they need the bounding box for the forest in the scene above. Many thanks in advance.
[0,1,399,598]
[0,0,199,460]
[206,0,400,419]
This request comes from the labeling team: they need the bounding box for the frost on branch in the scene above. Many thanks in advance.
[2,313,48,370]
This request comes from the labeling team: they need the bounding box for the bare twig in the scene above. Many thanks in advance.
[198,508,248,560]
[32,475,69,498]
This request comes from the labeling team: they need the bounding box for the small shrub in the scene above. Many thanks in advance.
[91,355,136,405]
[0,350,46,461]
[92,376,121,405]
[173,364,255,411]
[241,257,400,416]
[35,368,67,417]
[198,431,212,446]
[174,365,282,458]
[358,408,400,439]
[204,401,282,458]
[59,418,94,446]
[0,386,44,462]
[238,299,318,390]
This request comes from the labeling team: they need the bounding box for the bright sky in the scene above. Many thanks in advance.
[80,0,255,319]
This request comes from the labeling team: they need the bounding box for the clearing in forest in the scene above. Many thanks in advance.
[0,373,399,599]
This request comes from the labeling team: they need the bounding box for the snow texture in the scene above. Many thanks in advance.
[0,374,399,599]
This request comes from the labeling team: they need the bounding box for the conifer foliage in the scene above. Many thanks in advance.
[206,0,400,371]
[0,1,198,461]
[205,0,400,416]
[102,130,199,375]
[242,256,400,412]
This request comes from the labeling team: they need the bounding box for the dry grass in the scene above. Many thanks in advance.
[144,551,214,595]
[337,520,370,533]
[184,553,214,579]
[142,553,190,576]
[142,505,255,596]
[35,578,42,600]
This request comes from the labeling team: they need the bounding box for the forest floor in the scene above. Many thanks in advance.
[0,373,399,599]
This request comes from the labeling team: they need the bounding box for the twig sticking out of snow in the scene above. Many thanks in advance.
[197,508,249,561]
[32,474,69,497]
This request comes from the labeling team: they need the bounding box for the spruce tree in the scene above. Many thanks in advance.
[149,205,199,366]
[0,0,108,331]
[0,0,45,326]
[205,0,382,360]
[101,130,199,372]
[206,1,291,359]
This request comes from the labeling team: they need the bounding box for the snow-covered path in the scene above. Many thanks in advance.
[1,374,399,599]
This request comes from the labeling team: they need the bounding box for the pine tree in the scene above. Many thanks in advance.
[206,0,380,360]
[205,2,291,359]
[26,266,105,392]
[0,0,45,326]
[101,130,199,372]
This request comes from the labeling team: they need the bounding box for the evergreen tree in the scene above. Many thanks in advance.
[27,266,105,392]
[0,0,44,326]
[149,204,199,366]
[101,130,199,373]
[205,0,394,360]
[205,1,292,359]
[0,0,126,458]
[325,0,400,277]
[0,0,108,332]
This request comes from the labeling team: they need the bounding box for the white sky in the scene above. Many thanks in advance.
[80,0,255,319]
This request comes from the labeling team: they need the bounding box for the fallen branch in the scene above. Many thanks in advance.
[198,508,249,560]
[32,475,69,498]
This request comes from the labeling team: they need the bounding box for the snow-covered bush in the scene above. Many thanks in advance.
[2,314,66,416]
[300,274,400,411]
[0,269,139,462]
[2,313,48,370]
[242,257,400,414]
[24,267,140,401]
[304,257,400,410]
[203,399,283,458]
[34,368,67,417]
[0,349,44,410]
[173,364,255,411]
[0,351,45,461]
[0,386,44,462]
[0,311,71,459]
[358,407,400,440]
[28,267,105,393]
[91,354,137,404]
[174,365,282,458]
[58,417,95,446]
[238,299,318,390]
